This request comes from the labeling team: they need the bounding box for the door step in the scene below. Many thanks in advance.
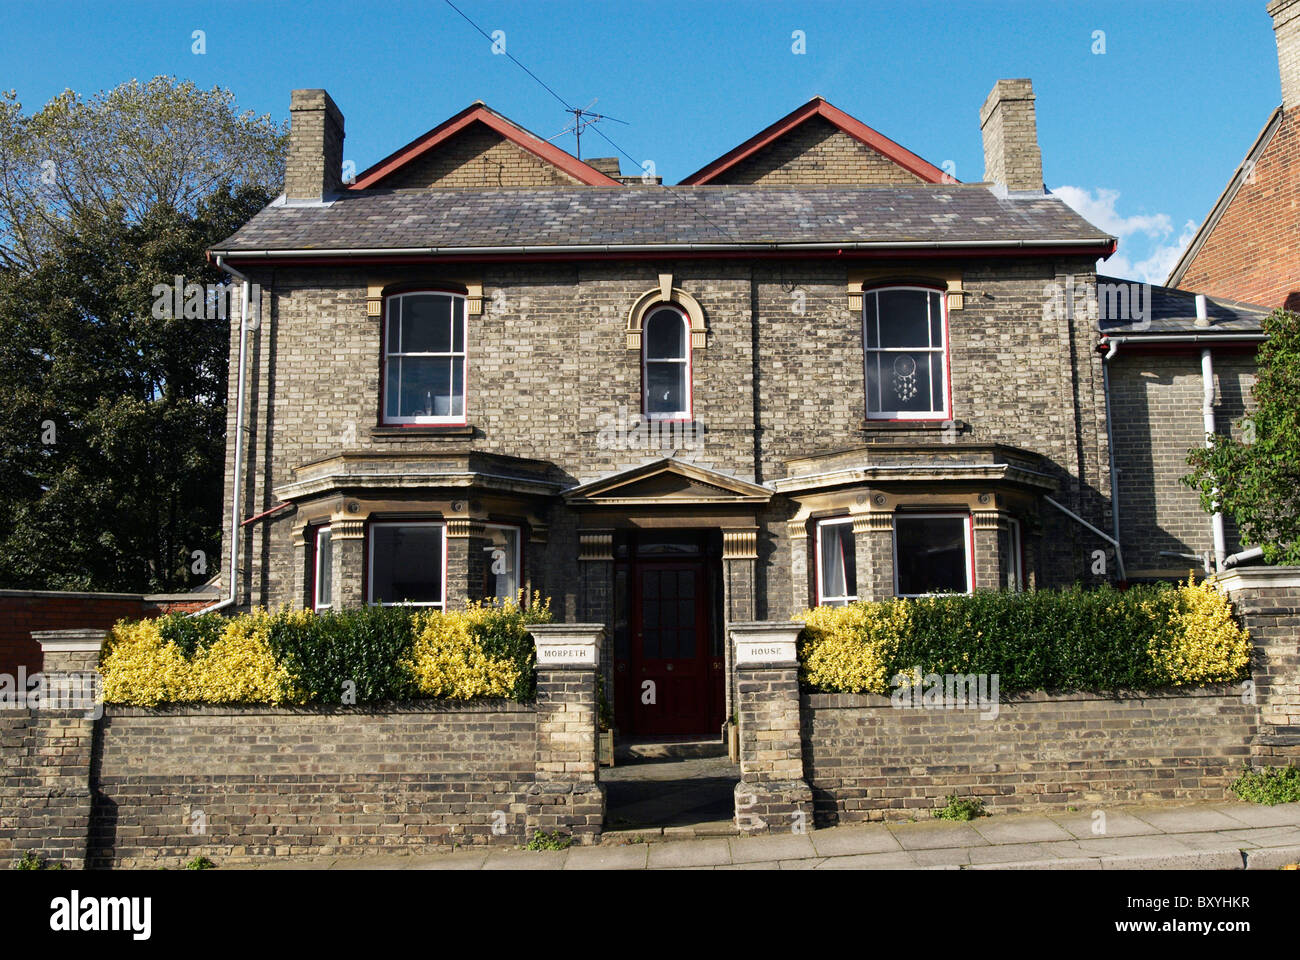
[614,737,728,762]
[601,820,737,844]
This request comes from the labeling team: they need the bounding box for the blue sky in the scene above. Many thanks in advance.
[0,0,1285,283]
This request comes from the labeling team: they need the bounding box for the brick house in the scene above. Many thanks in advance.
[1167,0,1300,311]
[207,75,1257,738]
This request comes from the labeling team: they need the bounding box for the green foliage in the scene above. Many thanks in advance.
[799,582,1250,695]
[103,602,551,706]
[1185,309,1300,564]
[1231,765,1300,806]
[156,612,225,658]
[185,855,215,870]
[266,606,419,705]
[934,795,985,821]
[12,851,62,870]
[525,830,572,851]
[0,78,284,592]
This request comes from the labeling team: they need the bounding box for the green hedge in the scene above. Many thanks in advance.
[799,580,1251,696]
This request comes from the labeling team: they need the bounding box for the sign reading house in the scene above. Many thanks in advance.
[731,623,801,666]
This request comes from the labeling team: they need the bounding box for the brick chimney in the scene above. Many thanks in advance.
[286,89,345,201]
[586,157,621,177]
[1270,0,1300,112]
[979,78,1044,193]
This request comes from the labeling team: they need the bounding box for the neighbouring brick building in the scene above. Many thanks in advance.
[207,69,1264,739]
[1167,0,1300,311]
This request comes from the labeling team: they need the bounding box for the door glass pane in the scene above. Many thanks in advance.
[895,516,968,595]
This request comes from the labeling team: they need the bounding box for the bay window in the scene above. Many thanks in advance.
[816,517,858,606]
[368,521,446,607]
[893,513,972,596]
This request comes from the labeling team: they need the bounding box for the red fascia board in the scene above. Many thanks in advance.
[220,244,1112,269]
[349,105,621,189]
[680,99,951,185]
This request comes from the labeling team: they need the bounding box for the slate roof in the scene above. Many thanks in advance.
[211,184,1113,255]
[1098,275,1270,336]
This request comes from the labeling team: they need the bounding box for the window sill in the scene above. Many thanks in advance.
[860,418,966,434]
[371,425,478,440]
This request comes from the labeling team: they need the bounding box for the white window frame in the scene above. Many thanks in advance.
[641,304,693,422]
[367,520,448,608]
[313,525,333,612]
[481,522,522,604]
[815,517,858,606]
[891,512,973,597]
[382,291,468,426]
[862,286,951,421]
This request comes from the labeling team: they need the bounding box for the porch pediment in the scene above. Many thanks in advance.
[564,459,772,507]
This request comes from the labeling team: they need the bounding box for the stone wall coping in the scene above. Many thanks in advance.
[804,684,1245,709]
[32,629,109,653]
[1214,566,1300,594]
[102,699,535,718]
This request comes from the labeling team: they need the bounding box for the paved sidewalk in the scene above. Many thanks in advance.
[251,800,1300,870]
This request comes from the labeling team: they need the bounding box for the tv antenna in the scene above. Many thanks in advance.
[549,99,627,160]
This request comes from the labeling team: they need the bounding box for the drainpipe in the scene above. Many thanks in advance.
[1197,294,1228,572]
[1224,546,1264,568]
[1101,338,1125,578]
[194,258,252,616]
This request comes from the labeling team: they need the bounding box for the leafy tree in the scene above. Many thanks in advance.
[0,77,284,270]
[0,78,285,591]
[1184,309,1300,565]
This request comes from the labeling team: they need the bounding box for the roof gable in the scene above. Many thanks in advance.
[680,97,950,186]
[350,102,621,190]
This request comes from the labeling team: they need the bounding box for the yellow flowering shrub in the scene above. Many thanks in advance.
[401,606,523,700]
[99,618,197,706]
[100,598,551,705]
[1151,577,1251,685]
[798,600,911,695]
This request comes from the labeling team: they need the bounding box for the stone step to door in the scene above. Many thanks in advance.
[614,737,728,762]
[601,820,738,844]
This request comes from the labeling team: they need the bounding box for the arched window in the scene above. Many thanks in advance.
[642,306,692,420]
[862,286,950,420]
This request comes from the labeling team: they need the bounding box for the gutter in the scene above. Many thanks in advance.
[1099,333,1267,347]
[209,238,1116,260]
[193,259,253,617]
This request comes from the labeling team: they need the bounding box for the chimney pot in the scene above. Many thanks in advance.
[979,78,1044,193]
[286,89,345,200]
[1270,0,1300,112]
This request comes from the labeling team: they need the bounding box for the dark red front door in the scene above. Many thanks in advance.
[631,561,713,735]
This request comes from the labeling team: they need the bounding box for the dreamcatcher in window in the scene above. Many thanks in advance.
[892,355,918,402]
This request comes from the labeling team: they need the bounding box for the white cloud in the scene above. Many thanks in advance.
[1053,185,1197,285]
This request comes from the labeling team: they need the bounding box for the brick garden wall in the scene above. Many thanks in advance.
[0,592,208,679]
[82,702,536,868]
[801,688,1257,824]
[0,710,97,869]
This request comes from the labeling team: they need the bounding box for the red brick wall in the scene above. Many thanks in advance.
[1178,108,1300,311]
[0,594,209,677]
